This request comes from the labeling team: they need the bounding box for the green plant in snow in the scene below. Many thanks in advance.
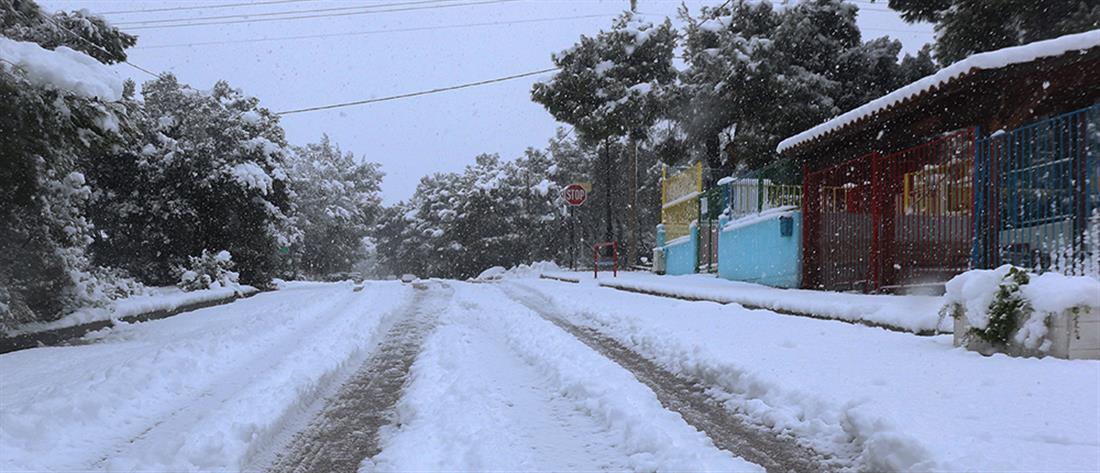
[970,267,1031,345]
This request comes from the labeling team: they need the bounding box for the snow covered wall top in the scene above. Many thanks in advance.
[776,29,1100,154]
[0,37,123,101]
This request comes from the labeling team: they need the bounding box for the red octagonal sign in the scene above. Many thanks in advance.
[562,184,588,206]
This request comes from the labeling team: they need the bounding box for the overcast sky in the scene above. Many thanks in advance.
[42,0,933,203]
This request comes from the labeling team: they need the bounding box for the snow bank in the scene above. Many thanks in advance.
[0,37,123,101]
[1022,271,1100,314]
[368,283,760,472]
[0,282,412,471]
[514,279,1100,472]
[542,271,948,333]
[7,285,258,336]
[474,261,562,280]
[777,29,1100,153]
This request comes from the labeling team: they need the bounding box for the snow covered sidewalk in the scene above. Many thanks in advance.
[365,282,761,472]
[3,285,260,340]
[542,270,949,334]
[512,279,1100,472]
[0,281,411,472]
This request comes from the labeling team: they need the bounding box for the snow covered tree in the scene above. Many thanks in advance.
[671,0,936,171]
[888,0,1100,65]
[373,150,564,279]
[284,135,383,278]
[0,0,136,64]
[87,75,296,288]
[0,1,140,326]
[532,12,676,248]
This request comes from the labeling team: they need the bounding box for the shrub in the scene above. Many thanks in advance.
[177,250,239,291]
[969,267,1031,345]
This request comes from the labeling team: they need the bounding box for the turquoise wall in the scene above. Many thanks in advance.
[658,224,698,276]
[718,212,802,288]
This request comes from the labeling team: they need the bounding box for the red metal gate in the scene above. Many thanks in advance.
[803,129,976,292]
[802,154,877,291]
[874,128,975,290]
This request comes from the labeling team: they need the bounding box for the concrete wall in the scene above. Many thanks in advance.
[657,223,698,276]
[717,211,802,288]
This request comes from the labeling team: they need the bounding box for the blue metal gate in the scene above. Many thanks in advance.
[972,104,1100,275]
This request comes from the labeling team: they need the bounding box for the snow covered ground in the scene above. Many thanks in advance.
[542,270,949,333]
[510,278,1100,472]
[0,281,411,471]
[367,282,759,472]
[4,276,1096,472]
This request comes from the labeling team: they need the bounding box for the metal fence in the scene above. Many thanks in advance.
[802,154,877,291]
[973,104,1100,276]
[802,129,977,292]
[661,162,703,241]
[874,128,976,290]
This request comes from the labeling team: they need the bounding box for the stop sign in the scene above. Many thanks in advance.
[562,183,588,206]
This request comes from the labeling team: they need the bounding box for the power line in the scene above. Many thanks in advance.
[112,0,458,26]
[276,67,559,115]
[36,11,161,78]
[133,13,613,50]
[122,0,520,30]
[100,0,317,16]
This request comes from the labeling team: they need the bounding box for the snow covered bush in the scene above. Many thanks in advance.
[177,250,239,291]
[945,265,1100,352]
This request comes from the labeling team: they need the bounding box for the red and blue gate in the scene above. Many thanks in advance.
[803,104,1099,292]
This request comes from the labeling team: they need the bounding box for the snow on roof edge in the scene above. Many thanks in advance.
[776,29,1100,154]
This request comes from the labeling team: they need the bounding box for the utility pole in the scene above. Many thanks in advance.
[628,137,637,270]
[626,0,638,270]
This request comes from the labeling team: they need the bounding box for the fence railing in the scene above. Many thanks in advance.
[973,104,1100,276]
[873,128,976,290]
[800,105,1099,292]
[802,153,877,291]
[726,179,802,216]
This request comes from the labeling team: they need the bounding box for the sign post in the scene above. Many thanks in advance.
[561,183,590,270]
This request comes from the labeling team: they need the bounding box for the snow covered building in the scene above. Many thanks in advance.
[778,30,1100,292]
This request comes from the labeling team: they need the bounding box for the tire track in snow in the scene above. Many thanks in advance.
[267,281,449,473]
[88,286,368,470]
[502,282,842,473]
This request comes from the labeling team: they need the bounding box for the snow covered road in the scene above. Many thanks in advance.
[4,277,1096,472]
[1,281,413,471]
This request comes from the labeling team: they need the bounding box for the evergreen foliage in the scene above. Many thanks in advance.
[969,267,1032,345]
[888,0,1100,65]
[284,135,383,278]
[672,0,936,171]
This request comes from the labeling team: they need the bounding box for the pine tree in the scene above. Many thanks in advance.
[284,135,383,278]
[888,0,1100,65]
[533,11,676,261]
